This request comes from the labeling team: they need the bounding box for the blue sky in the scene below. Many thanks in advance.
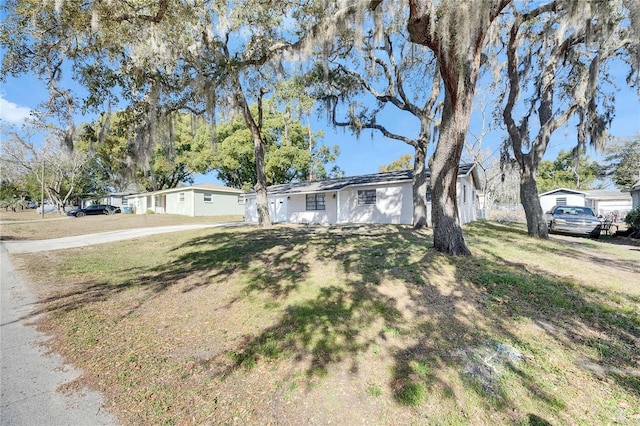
[1,67,638,187]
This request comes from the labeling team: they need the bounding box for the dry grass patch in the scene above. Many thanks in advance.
[11,222,640,425]
[0,211,243,241]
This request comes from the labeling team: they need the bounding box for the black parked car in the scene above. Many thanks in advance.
[545,205,601,238]
[67,204,121,217]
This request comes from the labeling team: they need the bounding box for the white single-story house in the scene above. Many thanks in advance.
[630,180,640,210]
[244,163,480,226]
[125,183,244,217]
[539,187,632,218]
[538,188,587,213]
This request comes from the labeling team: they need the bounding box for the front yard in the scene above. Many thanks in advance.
[6,220,640,425]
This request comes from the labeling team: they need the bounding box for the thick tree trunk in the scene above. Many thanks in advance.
[412,142,428,228]
[520,163,548,238]
[430,93,471,255]
[236,88,271,227]
[252,131,271,227]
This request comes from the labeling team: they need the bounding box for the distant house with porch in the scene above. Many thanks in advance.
[538,187,632,218]
[244,163,480,226]
[125,184,244,217]
[81,192,136,209]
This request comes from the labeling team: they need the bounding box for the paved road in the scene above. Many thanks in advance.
[0,222,243,425]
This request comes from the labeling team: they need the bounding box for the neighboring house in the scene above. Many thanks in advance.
[538,188,587,213]
[81,192,136,209]
[244,163,480,226]
[539,187,632,219]
[630,180,640,210]
[584,189,632,219]
[125,184,244,217]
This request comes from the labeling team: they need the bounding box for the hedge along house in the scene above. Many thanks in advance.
[125,183,244,217]
[244,163,480,226]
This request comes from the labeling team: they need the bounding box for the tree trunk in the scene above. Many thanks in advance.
[519,162,548,238]
[430,92,471,255]
[412,141,428,228]
[236,87,271,227]
[252,130,271,227]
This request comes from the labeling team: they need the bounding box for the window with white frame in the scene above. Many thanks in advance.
[237,195,246,204]
[179,192,185,203]
[556,197,567,206]
[306,194,326,211]
[122,198,128,206]
[204,193,213,203]
[358,189,376,205]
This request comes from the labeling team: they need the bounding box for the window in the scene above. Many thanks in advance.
[204,193,213,203]
[358,189,376,205]
[306,194,325,211]
[122,198,129,206]
[556,197,567,206]
[426,186,432,202]
[179,192,185,203]
[237,195,246,205]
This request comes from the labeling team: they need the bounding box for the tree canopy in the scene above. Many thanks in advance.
[214,102,342,190]
[2,0,639,255]
[537,150,602,193]
[602,134,640,188]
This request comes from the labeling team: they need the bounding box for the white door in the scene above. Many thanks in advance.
[269,197,287,223]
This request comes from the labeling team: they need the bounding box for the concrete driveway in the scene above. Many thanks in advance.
[0,222,243,425]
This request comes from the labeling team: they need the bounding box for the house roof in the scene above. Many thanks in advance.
[584,189,632,200]
[246,163,477,196]
[538,188,587,197]
[126,183,242,198]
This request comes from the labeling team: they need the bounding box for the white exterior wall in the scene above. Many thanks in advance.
[540,192,586,213]
[127,195,150,214]
[288,193,337,224]
[338,183,413,225]
[586,199,632,218]
[457,175,477,225]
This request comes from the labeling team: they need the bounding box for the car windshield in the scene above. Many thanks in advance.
[555,206,595,216]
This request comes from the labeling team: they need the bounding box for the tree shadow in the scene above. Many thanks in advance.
[21,222,640,421]
[389,222,639,417]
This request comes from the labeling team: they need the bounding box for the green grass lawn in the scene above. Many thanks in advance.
[11,221,640,425]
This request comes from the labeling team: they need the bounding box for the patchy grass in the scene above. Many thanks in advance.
[9,222,640,425]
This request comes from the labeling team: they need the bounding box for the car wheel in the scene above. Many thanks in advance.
[76,211,85,217]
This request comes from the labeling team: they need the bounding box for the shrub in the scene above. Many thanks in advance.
[624,207,640,231]
[396,382,427,406]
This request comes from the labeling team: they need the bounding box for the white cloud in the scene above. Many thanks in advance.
[0,97,32,124]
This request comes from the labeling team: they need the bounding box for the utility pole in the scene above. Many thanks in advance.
[40,157,45,219]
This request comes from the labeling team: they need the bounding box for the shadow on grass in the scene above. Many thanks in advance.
[25,222,640,420]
